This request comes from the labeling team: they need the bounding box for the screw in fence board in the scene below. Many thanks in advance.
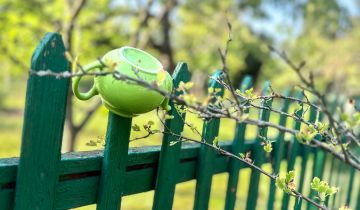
[193,70,224,210]
[152,62,191,210]
[245,81,273,210]
[281,91,304,210]
[96,113,132,210]
[14,33,69,210]
[266,90,291,210]
[224,75,252,210]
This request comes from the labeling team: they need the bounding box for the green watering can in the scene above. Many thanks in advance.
[72,47,173,117]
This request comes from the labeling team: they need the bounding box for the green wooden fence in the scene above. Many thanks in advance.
[0,32,359,210]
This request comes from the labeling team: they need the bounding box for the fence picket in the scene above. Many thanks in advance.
[267,90,291,210]
[293,105,318,210]
[281,91,304,210]
[14,33,69,210]
[356,179,360,210]
[224,75,252,210]
[152,62,191,210]
[245,81,273,210]
[96,113,132,210]
[346,167,356,206]
[193,70,224,210]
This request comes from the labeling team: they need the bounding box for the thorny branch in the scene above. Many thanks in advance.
[268,46,357,163]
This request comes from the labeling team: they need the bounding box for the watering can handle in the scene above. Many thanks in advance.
[72,60,102,100]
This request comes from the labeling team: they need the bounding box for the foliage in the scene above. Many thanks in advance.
[310,177,337,202]
[275,170,296,194]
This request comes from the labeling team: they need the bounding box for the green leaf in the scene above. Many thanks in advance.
[213,136,219,148]
[326,186,337,196]
[275,177,286,190]
[285,170,295,183]
[132,124,141,131]
[263,142,272,153]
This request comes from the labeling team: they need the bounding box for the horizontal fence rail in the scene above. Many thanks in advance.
[2,140,294,210]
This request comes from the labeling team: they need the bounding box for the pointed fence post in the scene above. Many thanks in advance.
[245,81,273,210]
[266,89,291,210]
[193,70,224,210]
[152,62,191,210]
[224,75,252,210]
[281,91,304,210]
[14,33,69,210]
[96,112,132,210]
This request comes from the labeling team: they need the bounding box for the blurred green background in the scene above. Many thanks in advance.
[1,0,360,209]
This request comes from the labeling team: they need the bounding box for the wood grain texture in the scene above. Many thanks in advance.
[193,70,224,210]
[14,33,69,210]
[96,113,132,210]
[245,81,273,210]
[224,75,252,210]
[152,62,191,210]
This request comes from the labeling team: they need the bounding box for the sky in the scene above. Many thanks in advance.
[241,0,360,43]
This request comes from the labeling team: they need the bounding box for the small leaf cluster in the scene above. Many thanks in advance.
[310,177,337,202]
[340,112,360,129]
[275,170,296,194]
[296,125,318,143]
[296,121,328,144]
[86,136,104,147]
[212,136,219,148]
[235,88,257,100]
[131,120,160,134]
[263,142,273,153]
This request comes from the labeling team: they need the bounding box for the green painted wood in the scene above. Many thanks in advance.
[331,162,344,209]
[245,81,273,210]
[298,106,318,194]
[356,177,360,210]
[294,197,302,210]
[152,62,191,210]
[266,89,291,210]
[324,155,335,207]
[307,145,326,210]
[292,106,318,210]
[224,75,253,210]
[306,101,338,210]
[345,167,355,206]
[193,70,224,210]
[96,113,132,210]
[0,140,295,210]
[281,91,304,210]
[14,33,69,210]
